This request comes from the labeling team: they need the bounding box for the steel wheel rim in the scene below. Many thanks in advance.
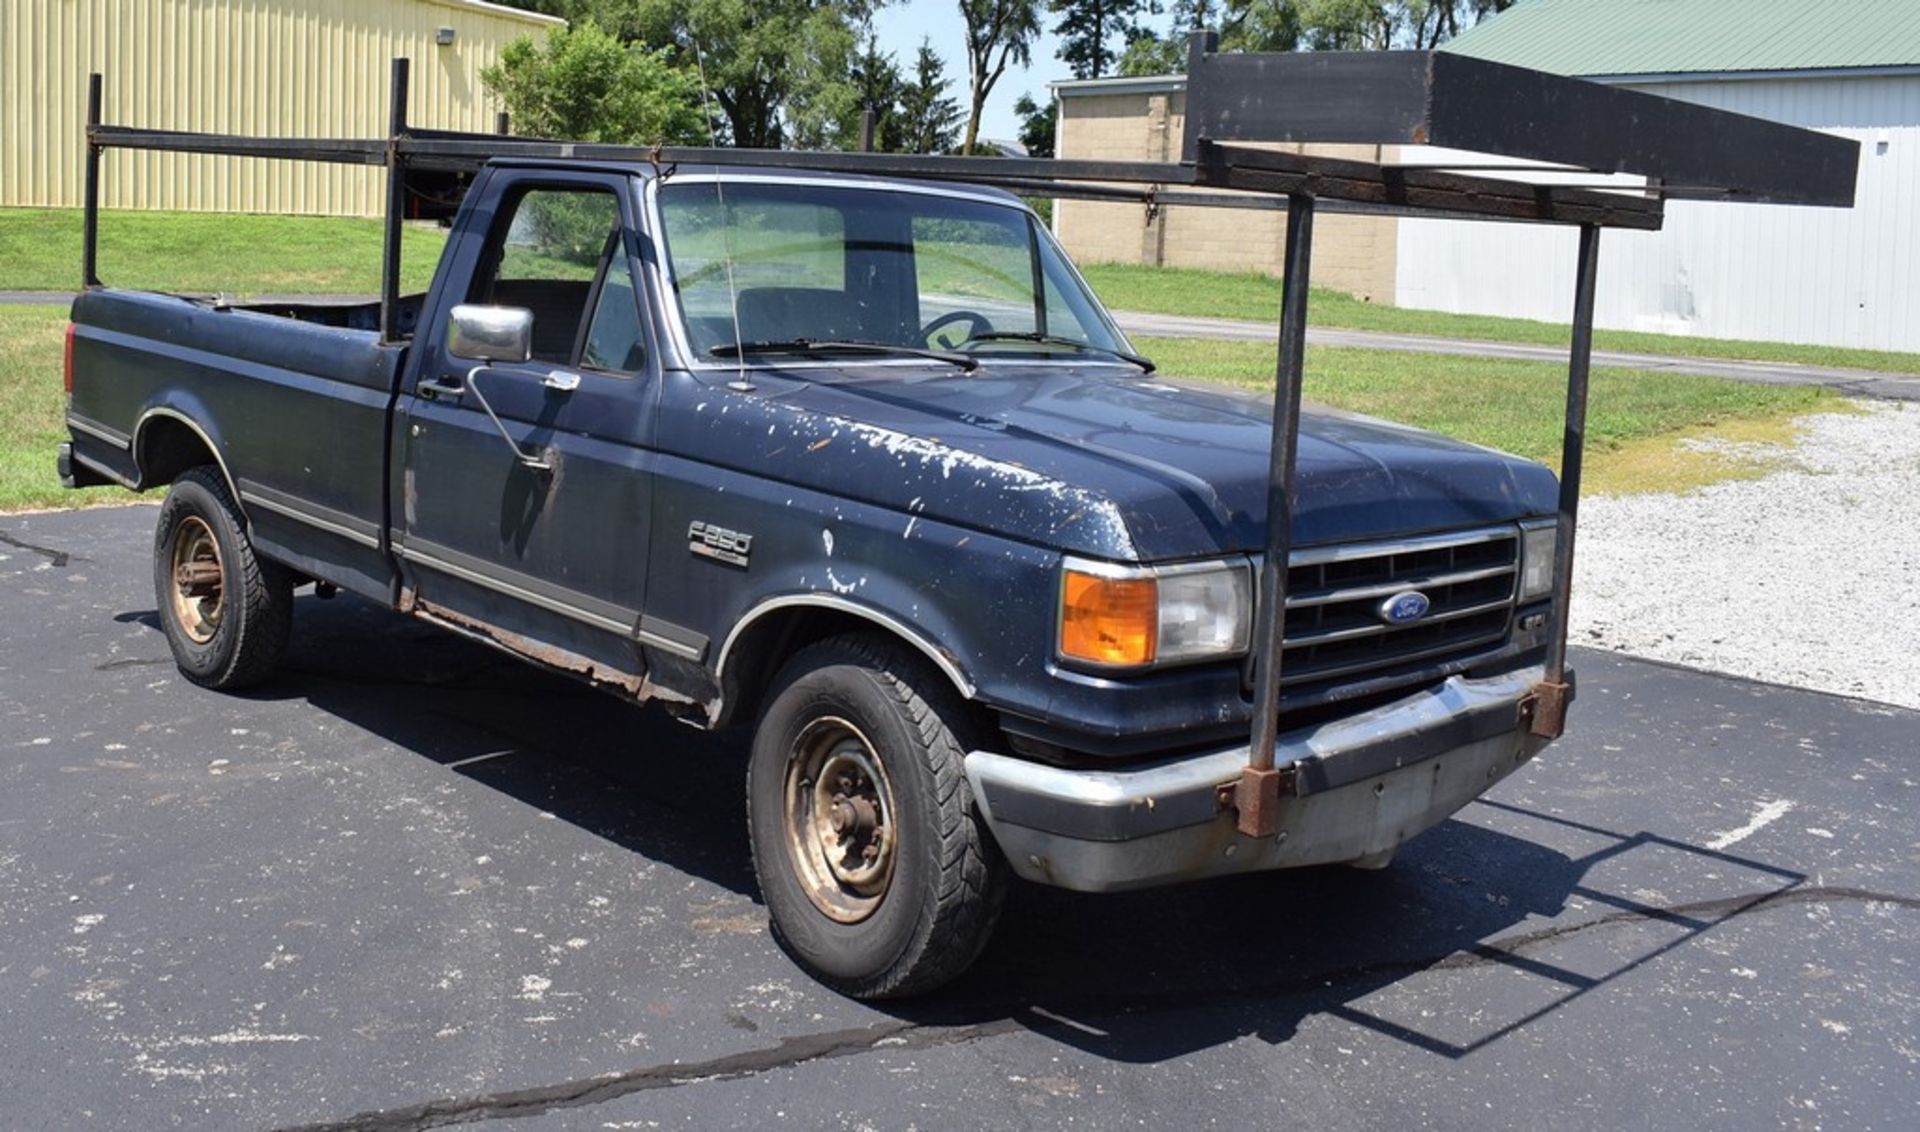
[784,716,896,924]
[168,515,225,645]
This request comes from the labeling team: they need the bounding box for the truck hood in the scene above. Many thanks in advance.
[670,362,1560,561]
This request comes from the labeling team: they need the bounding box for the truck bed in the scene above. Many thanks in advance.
[65,288,412,600]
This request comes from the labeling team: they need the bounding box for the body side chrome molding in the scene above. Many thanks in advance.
[70,448,138,488]
[398,538,635,635]
[132,407,243,509]
[716,593,977,700]
[237,479,381,549]
[638,615,707,661]
[66,413,132,450]
[397,536,708,660]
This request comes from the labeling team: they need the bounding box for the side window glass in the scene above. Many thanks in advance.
[1039,241,1096,341]
[581,251,645,375]
[475,188,620,364]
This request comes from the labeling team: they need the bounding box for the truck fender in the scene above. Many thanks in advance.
[714,593,978,720]
[132,404,242,510]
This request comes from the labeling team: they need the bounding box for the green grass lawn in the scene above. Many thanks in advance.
[0,207,445,294]
[1085,262,1920,376]
[1137,336,1838,494]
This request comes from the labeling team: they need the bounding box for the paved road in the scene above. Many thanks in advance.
[8,288,1916,401]
[3,505,1917,1130]
[1112,309,1920,402]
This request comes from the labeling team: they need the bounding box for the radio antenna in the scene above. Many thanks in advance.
[691,40,754,393]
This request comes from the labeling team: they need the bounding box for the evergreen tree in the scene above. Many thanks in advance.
[895,42,964,155]
[1050,0,1156,80]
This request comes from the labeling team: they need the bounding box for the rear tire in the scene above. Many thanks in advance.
[747,634,1007,999]
[153,467,293,690]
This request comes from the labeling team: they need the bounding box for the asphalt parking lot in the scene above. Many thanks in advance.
[3,505,1916,1130]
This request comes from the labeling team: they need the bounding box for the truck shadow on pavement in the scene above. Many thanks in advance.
[943,803,1810,1064]
[122,592,1814,1071]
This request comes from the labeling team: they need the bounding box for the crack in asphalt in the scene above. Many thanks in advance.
[276,1017,1025,1132]
[276,883,1917,1131]
[0,529,85,567]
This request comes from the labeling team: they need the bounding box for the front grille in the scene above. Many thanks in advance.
[1262,526,1519,687]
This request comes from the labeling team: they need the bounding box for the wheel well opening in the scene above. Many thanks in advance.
[136,416,221,492]
[719,607,976,731]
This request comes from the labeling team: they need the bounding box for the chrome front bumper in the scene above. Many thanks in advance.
[964,665,1560,892]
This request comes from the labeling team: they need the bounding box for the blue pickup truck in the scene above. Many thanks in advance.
[62,160,1564,996]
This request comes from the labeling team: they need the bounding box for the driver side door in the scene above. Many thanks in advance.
[396,172,668,686]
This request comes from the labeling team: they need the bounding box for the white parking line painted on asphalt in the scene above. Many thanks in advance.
[1705,799,1797,850]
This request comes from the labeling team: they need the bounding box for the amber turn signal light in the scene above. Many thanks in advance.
[1059,569,1157,667]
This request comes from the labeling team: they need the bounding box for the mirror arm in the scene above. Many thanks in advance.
[464,364,552,472]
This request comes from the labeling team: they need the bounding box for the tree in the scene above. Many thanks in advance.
[781,10,872,150]
[1117,0,1508,75]
[480,20,704,145]
[575,0,880,149]
[848,34,907,152]
[1049,0,1156,80]
[1292,0,1513,49]
[958,0,1043,154]
[894,42,964,154]
[1013,93,1056,158]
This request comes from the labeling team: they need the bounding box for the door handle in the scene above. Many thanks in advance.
[417,376,465,400]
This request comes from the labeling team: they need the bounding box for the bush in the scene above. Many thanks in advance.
[481,20,705,146]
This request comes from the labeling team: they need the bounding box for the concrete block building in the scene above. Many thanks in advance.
[1050,74,1400,302]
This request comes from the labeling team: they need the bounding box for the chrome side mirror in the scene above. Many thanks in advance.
[447,304,533,364]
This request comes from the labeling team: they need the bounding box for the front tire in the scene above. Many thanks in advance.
[153,466,292,690]
[747,635,1007,999]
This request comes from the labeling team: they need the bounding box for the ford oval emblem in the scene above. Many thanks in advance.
[1379,590,1431,625]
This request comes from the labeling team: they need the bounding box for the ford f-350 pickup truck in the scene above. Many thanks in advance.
[61,160,1568,997]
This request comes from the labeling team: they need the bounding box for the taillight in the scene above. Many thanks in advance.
[63,323,77,395]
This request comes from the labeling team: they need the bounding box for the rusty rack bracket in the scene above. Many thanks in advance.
[1226,763,1297,839]
[1522,680,1574,740]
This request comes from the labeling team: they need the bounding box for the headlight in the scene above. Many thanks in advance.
[1519,521,1558,601]
[1058,558,1251,670]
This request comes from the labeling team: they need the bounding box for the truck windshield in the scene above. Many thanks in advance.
[656,179,1134,365]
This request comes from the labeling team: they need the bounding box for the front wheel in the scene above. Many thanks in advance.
[152,467,293,690]
[747,635,1007,998]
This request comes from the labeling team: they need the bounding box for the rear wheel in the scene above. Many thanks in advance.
[747,635,1007,999]
[152,467,293,689]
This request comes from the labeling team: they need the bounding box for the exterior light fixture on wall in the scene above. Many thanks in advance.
[436,27,456,46]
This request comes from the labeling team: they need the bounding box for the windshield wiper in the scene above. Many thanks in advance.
[965,332,1156,373]
[710,339,978,372]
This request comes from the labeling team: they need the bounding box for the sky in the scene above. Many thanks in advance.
[869,2,1182,144]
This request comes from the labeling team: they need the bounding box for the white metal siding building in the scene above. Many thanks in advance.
[1412,0,1920,352]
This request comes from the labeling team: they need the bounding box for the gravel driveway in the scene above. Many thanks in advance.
[1573,399,1920,709]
